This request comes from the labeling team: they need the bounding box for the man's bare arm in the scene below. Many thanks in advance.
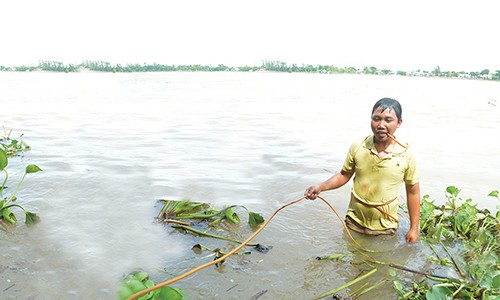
[305,170,353,199]
[405,182,421,243]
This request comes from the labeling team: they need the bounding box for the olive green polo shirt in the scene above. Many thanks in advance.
[341,135,419,231]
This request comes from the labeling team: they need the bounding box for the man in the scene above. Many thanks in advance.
[304,98,420,243]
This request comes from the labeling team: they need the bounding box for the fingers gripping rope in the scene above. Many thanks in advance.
[127,195,366,300]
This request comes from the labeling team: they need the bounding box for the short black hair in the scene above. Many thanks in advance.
[372,98,402,120]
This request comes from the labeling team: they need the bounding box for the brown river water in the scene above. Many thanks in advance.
[1,71,499,299]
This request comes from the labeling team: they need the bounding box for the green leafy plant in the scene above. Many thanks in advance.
[119,199,267,299]
[315,187,499,299]
[0,128,31,156]
[157,199,267,254]
[444,185,463,212]
[0,148,41,225]
[406,187,500,299]
[157,199,264,228]
[488,190,499,199]
[118,271,185,300]
[139,188,499,299]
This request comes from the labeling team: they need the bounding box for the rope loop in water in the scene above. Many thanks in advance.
[127,195,367,300]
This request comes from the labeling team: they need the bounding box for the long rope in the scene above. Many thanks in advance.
[351,192,399,223]
[127,195,367,300]
[126,134,427,299]
[316,196,370,251]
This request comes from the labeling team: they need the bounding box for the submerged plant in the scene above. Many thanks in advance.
[313,268,378,300]
[0,148,41,225]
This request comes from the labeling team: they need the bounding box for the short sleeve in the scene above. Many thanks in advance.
[404,149,419,185]
[341,142,358,173]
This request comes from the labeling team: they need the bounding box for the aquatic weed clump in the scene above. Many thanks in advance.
[313,187,499,299]
[397,186,500,299]
[118,271,185,300]
[0,148,42,225]
[121,191,499,299]
[1,129,41,226]
[119,199,267,300]
[0,127,31,156]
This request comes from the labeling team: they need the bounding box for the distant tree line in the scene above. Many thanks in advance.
[1,60,499,81]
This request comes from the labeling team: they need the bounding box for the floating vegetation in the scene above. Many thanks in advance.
[157,199,264,228]
[124,188,499,299]
[314,186,499,299]
[158,199,270,253]
[0,148,42,226]
[0,127,31,156]
[156,199,267,251]
[404,186,500,299]
[119,271,185,300]
[120,199,267,299]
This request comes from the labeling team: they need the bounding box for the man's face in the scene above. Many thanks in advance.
[371,107,402,143]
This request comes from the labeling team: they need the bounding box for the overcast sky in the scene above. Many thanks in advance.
[1,0,498,71]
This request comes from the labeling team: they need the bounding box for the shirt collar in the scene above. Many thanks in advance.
[364,135,408,157]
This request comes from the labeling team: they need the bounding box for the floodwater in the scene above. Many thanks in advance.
[1,71,499,299]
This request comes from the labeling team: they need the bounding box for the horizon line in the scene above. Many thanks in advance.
[1,60,498,73]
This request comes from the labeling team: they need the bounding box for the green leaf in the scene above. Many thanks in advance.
[488,190,499,198]
[156,286,186,300]
[25,164,42,174]
[123,278,147,294]
[25,211,40,225]
[1,207,17,224]
[0,148,7,170]
[133,271,150,282]
[224,207,240,224]
[248,211,264,227]
[393,280,404,295]
[119,271,186,300]
[159,199,209,217]
[117,285,134,300]
[173,200,205,214]
[445,186,460,199]
[425,285,453,300]
[144,279,155,289]
[492,274,500,289]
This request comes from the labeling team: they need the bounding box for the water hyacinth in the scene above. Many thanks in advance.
[123,187,499,299]
[0,148,42,225]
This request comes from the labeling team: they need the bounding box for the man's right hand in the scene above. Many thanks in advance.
[304,185,321,200]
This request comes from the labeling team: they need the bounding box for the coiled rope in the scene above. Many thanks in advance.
[127,195,369,300]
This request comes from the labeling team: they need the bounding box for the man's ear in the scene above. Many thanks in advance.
[397,118,403,128]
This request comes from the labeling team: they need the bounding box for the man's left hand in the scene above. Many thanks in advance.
[406,228,419,243]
